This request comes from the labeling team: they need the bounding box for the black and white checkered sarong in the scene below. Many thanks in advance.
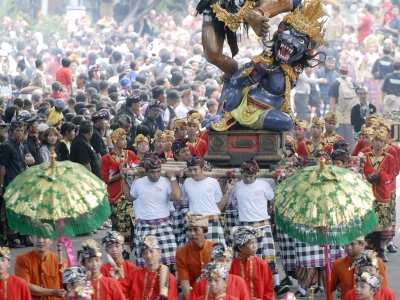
[294,239,325,268]
[207,218,226,245]
[224,208,238,246]
[134,217,177,268]
[276,227,297,272]
[329,245,344,261]
[171,205,189,247]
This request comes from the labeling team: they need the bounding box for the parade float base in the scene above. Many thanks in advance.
[205,130,285,168]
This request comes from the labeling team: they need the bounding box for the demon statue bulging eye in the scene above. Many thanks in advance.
[273,23,311,66]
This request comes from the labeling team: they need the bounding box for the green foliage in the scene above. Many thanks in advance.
[31,14,68,43]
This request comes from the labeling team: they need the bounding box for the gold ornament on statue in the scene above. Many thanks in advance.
[283,0,326,45]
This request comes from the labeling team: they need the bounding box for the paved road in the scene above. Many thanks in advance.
[7,178,400,298]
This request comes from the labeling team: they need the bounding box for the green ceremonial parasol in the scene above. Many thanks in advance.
[274,160,378,300]
[274,161,378,245]
[4,158,111,238]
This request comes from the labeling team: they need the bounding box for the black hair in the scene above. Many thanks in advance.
[75,92,87,103]
[171,72,183,86]
[152,85,165,99]
[61,58,71,68]
[13,98,24,108]
[71,115,85,126]
[78,120,93,134]
[99,80,109,91]
[51,81,62,92]
[60,122,77,136]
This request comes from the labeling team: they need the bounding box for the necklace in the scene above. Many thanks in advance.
[239,257,254,298]
[205,285,226,300]
[92,274,102,300]
[142,267,160,300]
[0,276,8,300]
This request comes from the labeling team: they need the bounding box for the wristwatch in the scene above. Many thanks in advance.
[170,176,177,181]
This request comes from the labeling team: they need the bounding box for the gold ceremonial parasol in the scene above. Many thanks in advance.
[4,155,111,238]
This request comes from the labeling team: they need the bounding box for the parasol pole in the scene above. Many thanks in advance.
[57,242,63,288]
[50,151,77,288]
[318,159,331,300]
[324,244,331,300]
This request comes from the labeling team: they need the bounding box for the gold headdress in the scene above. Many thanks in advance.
[379,120,391,132]
[283,0,326,46]
[362,127,375,136]
[164,130,175,140]
[373,128,388,141]
[311,116,325,127]
[324,112,337,123]
[186,213,209,228]
[111,128,126,144]
[365,114,381,128]
[140,235,160,254]
[187,112,201,124]
[133,134,149,147]
[172,118,188,130]
[0,247,10,260]
[295,119,308,131]
[152,129,166,143]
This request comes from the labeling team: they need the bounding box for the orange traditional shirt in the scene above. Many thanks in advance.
[331,255,387,299]
[15,251,66,300]
[176,241,214,286]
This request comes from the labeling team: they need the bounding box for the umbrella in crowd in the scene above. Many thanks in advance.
[274,160,378,300]
[4,153,111,271]
[4,156,110,238]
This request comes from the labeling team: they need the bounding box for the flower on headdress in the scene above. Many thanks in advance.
[202,262,228,280]
[0,247,11,260]
[211,243,233,259]
[78,239,102,261]
[356,270,381,289]
[102,231,124,248]
[232,226,259,246]
[140,235,160,254]
[62,266,88,285]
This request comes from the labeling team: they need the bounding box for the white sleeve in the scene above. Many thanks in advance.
[214,179,223,203]
[130,179,139,199]
[182,181,190,204]
[166,177,172,195]
[263,185,275,201]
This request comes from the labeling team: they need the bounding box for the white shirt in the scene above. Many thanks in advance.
[182,177,222,216]
[230,179,274,222]
[175,102,190,119]
[130,176,172,220]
